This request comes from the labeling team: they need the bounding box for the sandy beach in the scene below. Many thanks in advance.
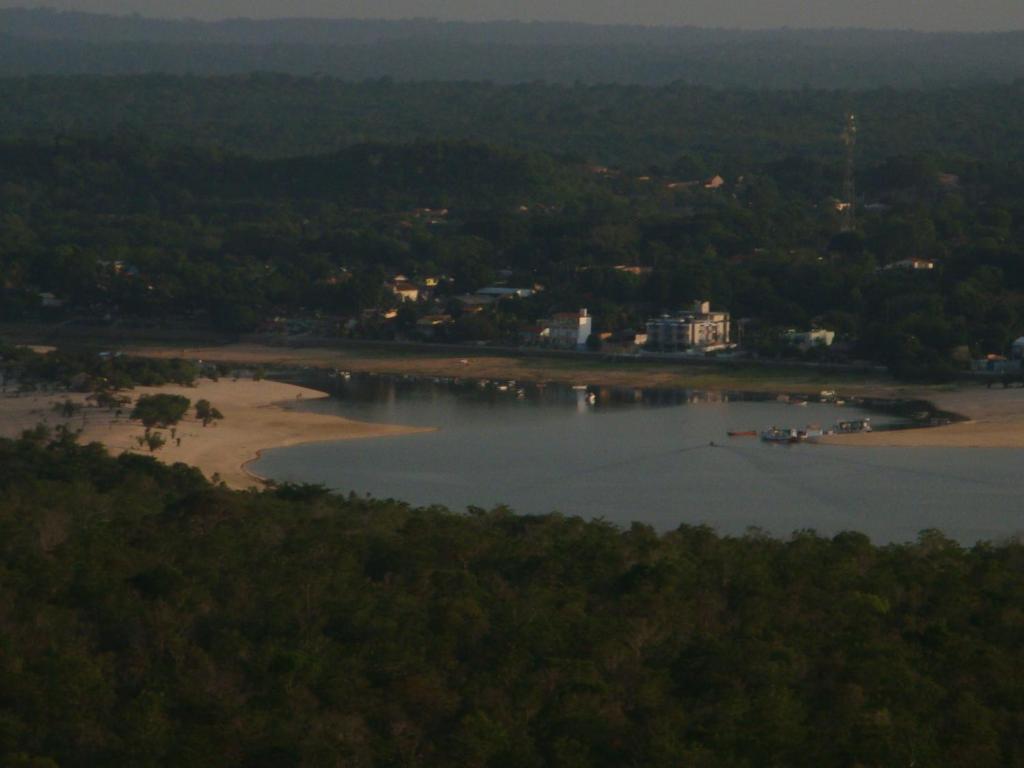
[820,386,1024,448]
[0,378,432,489]
[116,341,1024,450]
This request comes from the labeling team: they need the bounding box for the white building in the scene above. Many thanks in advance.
[38,292,65,308]
[387,276,420,302]
[547,309,593,349]
[785,328,836,350]
[882,259,935,271]
[1011,337,1024,360]
[646,301,730,352]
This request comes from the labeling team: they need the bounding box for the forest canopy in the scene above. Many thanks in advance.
[2,76,1024,165]
[0,434,1022,767]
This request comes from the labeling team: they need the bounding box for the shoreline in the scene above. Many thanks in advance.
[122,341,915,395]
[0,378,433,489]
[118,341,1024,449]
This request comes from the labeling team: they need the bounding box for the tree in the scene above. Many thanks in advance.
[195,399,224,427]
[131,394,190,428]
[52,399,81,418]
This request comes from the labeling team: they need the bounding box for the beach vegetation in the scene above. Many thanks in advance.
[130,393,190,428]
[195,398,224,426]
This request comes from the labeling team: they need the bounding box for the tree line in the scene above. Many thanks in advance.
[3,135,1024,377]
[0,434,1022,766]
[2,76,1024,166]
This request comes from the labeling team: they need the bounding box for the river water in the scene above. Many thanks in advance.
[251,374,1024,545]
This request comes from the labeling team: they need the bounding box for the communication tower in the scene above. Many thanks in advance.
[839,112,857,231]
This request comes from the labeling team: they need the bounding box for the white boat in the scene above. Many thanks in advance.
[761,427,801,443]
[761,425,824,443]
[834,418,871,433]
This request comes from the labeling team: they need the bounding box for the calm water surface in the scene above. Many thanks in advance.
[251,375,1024,545]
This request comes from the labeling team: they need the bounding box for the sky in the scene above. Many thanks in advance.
[2,0,1023,32]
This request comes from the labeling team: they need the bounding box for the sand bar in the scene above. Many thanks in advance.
[0,378,432,489]
[819,386,1024,448]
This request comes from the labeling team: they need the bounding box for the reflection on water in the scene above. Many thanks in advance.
[252,373,1024,545]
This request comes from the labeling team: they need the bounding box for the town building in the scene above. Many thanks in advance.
[387,276,420,302]
[37,292,65,309]
[646,301,731,352]
[882,259,935,271]
[415,314,453,340]
[519,324,551,345]
[547,309,593,349]
[613,265,654,276]
[785,328,836,350]
[476,286,535,299]
[971,354,1021,374]
[1012,337,1024,360]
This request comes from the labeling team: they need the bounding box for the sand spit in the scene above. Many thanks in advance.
[0,378,432,489]
[821,386,1024,448]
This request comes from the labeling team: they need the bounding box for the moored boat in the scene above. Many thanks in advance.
[834,418,871,433]
[761,427,801,443]
[761,425,826,443]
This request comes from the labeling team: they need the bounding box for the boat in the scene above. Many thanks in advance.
[761,427,801,443]
[834,418,871,433]
[727,430,758,437]
[761,425,826,443]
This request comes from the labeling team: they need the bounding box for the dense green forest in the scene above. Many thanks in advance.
[0,342,200,391]
[2,76,1024,164]
[2,30,1024,378]
[2,133,1024,376]
[3,10,1024,87]
[1,434,1023,766]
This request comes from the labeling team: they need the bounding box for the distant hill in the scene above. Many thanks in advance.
[2,8,1024,86]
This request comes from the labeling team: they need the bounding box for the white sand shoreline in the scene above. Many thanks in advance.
[0,378,433,489]
[822,387,1024,448]
[125,341,1024,449]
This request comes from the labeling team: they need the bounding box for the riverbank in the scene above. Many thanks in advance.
[0,378,432,489]
[820,386,1024,448]
[124,341,901,394]
[116,341,1024,449]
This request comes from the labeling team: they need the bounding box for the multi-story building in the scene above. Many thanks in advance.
[547,309,593,349]
[646,301,730,352]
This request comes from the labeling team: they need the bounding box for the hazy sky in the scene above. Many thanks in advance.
[3,0,1023,32]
